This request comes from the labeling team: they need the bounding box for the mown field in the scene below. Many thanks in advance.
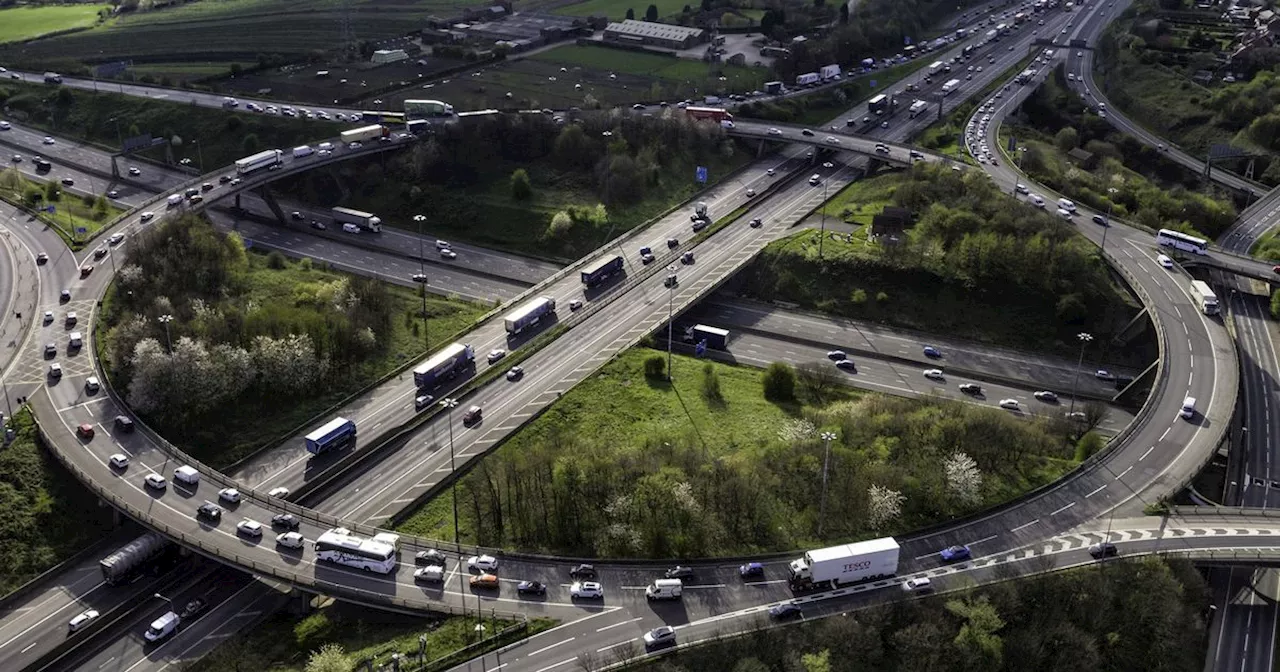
[554,0,692,20]
[0,0,484,68]
[0,4,106,44]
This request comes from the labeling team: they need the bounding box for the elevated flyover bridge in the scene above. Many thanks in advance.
[726,120,953,168]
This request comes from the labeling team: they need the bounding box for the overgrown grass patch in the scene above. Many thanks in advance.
[0,5,107,44]
[554,0,693,20]
[0,167,124,246]
[0,409,113,594]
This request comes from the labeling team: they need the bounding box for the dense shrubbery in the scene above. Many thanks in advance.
[632,557,1210,672]
[740,163,1140,355]
[99,215,480,464]
[1012,68,1238,239]
[0,410,112,593]
[275,110,745,259]
[399,350,1085,558]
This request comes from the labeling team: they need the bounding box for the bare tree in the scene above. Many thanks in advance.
[1082,400,1108,433]
[610,641,639,667]
[796,360,841,402]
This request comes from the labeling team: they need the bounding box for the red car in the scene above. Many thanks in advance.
[1273,265,1280,275]
[80,265,94,278]
[77,423,94,439]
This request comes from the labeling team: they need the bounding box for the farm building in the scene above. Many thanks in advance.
[603,19,707,50]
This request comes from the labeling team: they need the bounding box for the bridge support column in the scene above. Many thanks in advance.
[1113,358,1158,405]
[1112,307,1152,347]
[256,186,288,225]
[757,138,767,158]
[1247,157,1257,181]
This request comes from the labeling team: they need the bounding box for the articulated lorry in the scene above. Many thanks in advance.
[235,149,283,175]
[686,324,729,350]
[788,537,899,591]
[100,533,175,585]
[581,254,625,287]
[504,296,556,335]
[413,342,475,389]
[340,124,390,144]
[867,94,889,115]
[819,64,842,81]
[331,206,382,232]
[1190,280,1219,315]
[941,79,962,95]
[795,72,821,86]
[908,100,929,118]
[928,61,946,76]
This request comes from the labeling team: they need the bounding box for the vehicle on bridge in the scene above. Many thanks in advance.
[580,254,625,287]
[788,537,899,591]
[504,296,556,335]
[413,342,476,389]
[305,417,357,455]
[315,528,398,573]
[1156,228,1208,255]
[1189,280,1220,316]
[685,106,733,123]
[235,149,283,175]
[341,124,391,144]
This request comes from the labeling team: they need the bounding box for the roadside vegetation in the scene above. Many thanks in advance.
[395,348,1091,558]
[1005,67,1238,241]
[739,163,1141,357]
[0,80,334,171]
[276,112,751,261]
[0,4,109,44]
[624,556,1210,672]
[189,601,555,672]
[1095,0,1280,183]
[0,409,113,595]
[96,214,488,467]
[0,166,124,242]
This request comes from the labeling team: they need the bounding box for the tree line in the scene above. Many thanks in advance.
[101,215,399,435]
[404,358,1094,558]
[622,557,1211,672]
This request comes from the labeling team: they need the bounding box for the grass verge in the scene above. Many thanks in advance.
[0,5,106,44]
[0,167,125,245]
[0,409,114,594]
[395,347,1080,557]
[554,0,691,19]
[188,600,556,672]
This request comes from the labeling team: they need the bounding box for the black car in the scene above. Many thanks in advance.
[517,581,547,596]
[768,603,803,620]
[36,252,48,265]
[180,598,208,619]
[197,502,223,522]
[113,415,135,433]
[271,513,300,530]
[415,549,447,566]
[1088,542,1118,559]
[801,129,815,136]
[835,359,856,372]
[666,237,679,249]
[665,565,695,580]
[1091,214,1110,226]
[569,563,597,579]
[290,211,304,221]
[219,175,232,184]
[310,220,326,231]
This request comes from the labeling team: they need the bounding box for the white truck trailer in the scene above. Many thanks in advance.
[235,149,283,175]
[1190,280,1220,315]
[788,537,899,591]
[340,124,389,144]
[331,207,382,232]
[908,100,929,118]
[504,296,556,335]
[941,78,962,95]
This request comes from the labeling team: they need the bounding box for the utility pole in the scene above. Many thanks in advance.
[1068,332,1093,419]
[413,214,430,351]
[818,431,836,537]
[666,265,676,381]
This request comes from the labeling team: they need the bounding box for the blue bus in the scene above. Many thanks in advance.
[305,417,356,455]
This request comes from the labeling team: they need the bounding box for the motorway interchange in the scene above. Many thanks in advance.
[0,1,1277,670]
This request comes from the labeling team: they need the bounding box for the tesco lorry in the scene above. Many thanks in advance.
[504,296,556,335]
[788,537,899,590]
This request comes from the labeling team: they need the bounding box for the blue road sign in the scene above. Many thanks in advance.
[695,166,708,183]
[695,340,707,357]
[904,36,913,45]
[870,79,877,88]
[76,227,87,234]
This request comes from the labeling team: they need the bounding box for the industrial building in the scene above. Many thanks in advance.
[602,19,707,50]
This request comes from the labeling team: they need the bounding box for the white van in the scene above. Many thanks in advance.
[645,578,683,600]
[174,465,200,485]
[317,142,334,152]
[341,223,361,234]
[1057,197,1076,212]
[292,145,314,158]
[68,331,83,349]
[166,194,183,207]
[1181,397,1196,419]
[143,611,179,643]
[1030,194,1045,208]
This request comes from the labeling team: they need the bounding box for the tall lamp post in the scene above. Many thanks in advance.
[413,214,430,351]
[818,162,834,261]
[154,592,175,612]
[818,431,836,537]
[440,398,460,545]
[666,264,677,381]
[157,314,174,351]
[1068,332,1093,418]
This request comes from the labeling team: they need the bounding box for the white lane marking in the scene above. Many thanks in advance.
[527,637,575,658]
[533,657,578,672]
[1011,519,1039,532]
[1050,502,1076,516]
[596,618,642,633]
[1085,484,1107,498]
[1116,465,1133,480]
[20,641,37,653]
[1140,446,1154,461]
[597,641,634,653]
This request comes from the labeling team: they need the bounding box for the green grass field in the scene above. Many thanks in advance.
[818,172,898,227]
[0,5,106,44]
[0,167,124,245]
[531,44,768,90]
[555,0,691,20]
[5,0,485,65]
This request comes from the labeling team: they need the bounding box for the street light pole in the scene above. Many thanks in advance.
[818,162,834,261]
[154,592,175,613]
[1068,332,1093,418]
[440,398,460,546]
[413,214,430,351]
[158,314,173,352]
[818,431,836,537]
[666,265,676,381]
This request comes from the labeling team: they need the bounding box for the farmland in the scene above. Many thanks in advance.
[0,4,107,45]
[386,44,768,111]
[555,0,692,20]
[0,0,485,70]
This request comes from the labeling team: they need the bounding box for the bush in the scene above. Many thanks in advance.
[643,354,666,378]
[293,612,334,651]
[700,362,722,401]
[761,361,796,401]
[266,250,287,269]
[510,168,532,201]
[1074,431,1105,461]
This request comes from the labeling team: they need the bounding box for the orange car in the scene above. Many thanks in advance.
[469,573,499,589]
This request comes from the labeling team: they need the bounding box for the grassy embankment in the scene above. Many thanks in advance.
[0,167,126,242]
[395,347,1081,558]
[189,601,556,672]
[0,409,113,595]
[0,4,107,44]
